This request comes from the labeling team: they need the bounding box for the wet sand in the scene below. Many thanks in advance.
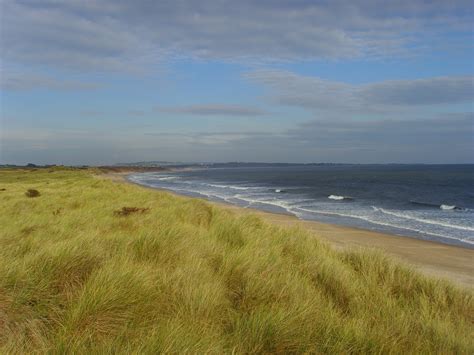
[102,172,474,288]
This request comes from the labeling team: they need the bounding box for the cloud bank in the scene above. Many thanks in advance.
[3,113,472,165]
[246,70,474,112]
[1,0,472,73]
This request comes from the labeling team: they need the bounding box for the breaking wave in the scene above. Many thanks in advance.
[372,207,474,232]
[411,200,462,210]
[328,195,353,201]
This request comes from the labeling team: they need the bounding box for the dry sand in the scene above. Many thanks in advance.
[102,172,474,288]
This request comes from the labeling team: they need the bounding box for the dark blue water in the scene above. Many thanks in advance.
[129,165,474,248]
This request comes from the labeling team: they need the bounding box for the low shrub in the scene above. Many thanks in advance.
[114,206,150,216]
[25,189,40,197]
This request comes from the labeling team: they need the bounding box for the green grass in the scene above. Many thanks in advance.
[0,168,472,354]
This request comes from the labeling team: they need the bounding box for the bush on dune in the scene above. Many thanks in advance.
[25,189,40,198]
[0,168,472,354]
[113,206,150,217]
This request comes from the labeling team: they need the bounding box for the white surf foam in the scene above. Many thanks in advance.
[328,195,353,201]
[231,194,303,216]
[440,204,456,210]
[157,176,178,181]
[296,206,474,245]
[373,207,474,232]
[205,183,259,191]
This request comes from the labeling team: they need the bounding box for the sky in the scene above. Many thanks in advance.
[0,0,473,165]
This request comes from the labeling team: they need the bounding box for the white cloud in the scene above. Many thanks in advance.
[1,0,472,73]
[1,71,102,90]
[156,104,266,116]
[246,70,474,111]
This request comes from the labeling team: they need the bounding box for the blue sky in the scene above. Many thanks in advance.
[1,0,473,165]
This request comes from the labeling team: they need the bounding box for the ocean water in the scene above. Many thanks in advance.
[129,165,474,248]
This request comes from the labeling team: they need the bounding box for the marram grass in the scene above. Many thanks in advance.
[0,168,472,354]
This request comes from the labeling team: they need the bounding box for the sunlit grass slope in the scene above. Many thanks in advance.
[0,168,472,353]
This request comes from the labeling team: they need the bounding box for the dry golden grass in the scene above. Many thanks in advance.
[0,167,472,353]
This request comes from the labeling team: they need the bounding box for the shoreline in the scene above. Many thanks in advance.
[102,171,474,287]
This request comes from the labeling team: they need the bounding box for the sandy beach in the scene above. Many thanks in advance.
[103,171,474,288]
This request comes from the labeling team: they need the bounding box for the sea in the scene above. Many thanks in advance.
[129,164,474,248]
